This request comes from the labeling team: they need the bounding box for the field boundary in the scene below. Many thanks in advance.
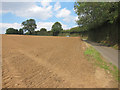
[84,41,119,81]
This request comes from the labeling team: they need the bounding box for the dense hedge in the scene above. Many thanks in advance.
[88,23,118,46]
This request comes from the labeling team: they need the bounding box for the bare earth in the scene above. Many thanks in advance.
[2,34,118,88]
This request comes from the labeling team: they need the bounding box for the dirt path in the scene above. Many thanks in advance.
[2,35,118,88]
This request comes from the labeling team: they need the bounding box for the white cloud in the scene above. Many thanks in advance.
[27,5,53,20]
[37,22,53,31]
[1,2,77,33]
[63,15,76,23]
[41,1,49,7]
[37,22,68,30]
[56,8,71,18]
[2,2,77,23]
[41,0,52,7]
[0,23,21,34]
[1,0,77,2]
[54,2,61,11]
[56,8,77,23]
[75,16,79,21]
[2,2,34,13]
[2,2,53,20]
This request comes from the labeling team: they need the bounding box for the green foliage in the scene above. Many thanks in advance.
[22,19,37,35]
[112,44,118,50]
[74,2,119,49]
[47,31,53,36]
[40,28,47,32]
[31,28,52,36]
[6,28,19,34]
[51,22,63,36]
[74,2,118,31]
[70,33,80,37]
[19,28,24,35]
[25,32,29,35]
[88,23,118,47]
[59,26,88,37]
[37,28,47,36]
[58,33,70,36]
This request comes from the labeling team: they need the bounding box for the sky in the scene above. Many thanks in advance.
[0,1,78,34]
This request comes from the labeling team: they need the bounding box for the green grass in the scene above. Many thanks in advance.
[99,41,118,50]
[112,44,118,50]
[84,46,119,81]
[80,36,88,40]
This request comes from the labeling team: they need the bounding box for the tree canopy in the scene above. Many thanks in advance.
[6,28,19,34]
[40,28,47,32]
[19,28,24,35]
[74,2,118,31]
[22,19,37,34]
[51,22,63,36]
[37,28,47,36]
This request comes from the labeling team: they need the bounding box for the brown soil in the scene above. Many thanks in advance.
[2,34,118,88]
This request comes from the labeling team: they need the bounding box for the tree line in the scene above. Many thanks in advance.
[74,2,119,31]
[6,2,119,48]
[73,2,119,49]
[6,28,23,35]
[6,19,63,36]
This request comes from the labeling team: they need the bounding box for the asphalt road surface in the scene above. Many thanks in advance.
[84,40,119,69]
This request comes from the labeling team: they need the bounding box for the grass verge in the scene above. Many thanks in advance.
[84,46,119,81]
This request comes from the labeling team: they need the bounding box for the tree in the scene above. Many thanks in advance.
[51,22,63,36]
[74,2,118,31]
[40,28,47,32]
[47,31,52,36]
[22,19,37,35]
[34,30,40,35]
[38,28,47,36]
[19,28,24,35]
[74,2,119,48]
[6,28,19,34]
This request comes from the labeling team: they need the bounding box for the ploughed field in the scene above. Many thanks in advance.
[2,35,118,88]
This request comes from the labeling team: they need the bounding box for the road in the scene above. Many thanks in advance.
[84,40,119,68]
[2,35,118,88]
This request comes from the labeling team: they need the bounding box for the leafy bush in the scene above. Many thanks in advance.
[6,28,19,34]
